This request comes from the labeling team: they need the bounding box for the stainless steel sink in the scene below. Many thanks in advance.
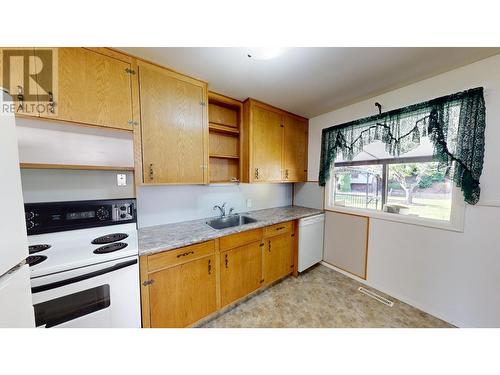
[206,215,257,230]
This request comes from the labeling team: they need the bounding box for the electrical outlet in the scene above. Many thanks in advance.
[117,174,127,186]
[246,198,252,208]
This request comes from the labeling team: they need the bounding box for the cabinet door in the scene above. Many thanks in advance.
[251,105,283,182]
[37,48,134,130]
[139,63,208,184]
[263,234,293,285]
[283,115,308,182]
[149,255,217,328]
[0,48,39,117]
[220,241,262,307]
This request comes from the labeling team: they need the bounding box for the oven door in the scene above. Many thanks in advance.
[31,256,140,328]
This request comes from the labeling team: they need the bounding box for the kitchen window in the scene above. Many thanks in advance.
[326,155,464,231]
[319,88,485,232]
[333,164,383,211]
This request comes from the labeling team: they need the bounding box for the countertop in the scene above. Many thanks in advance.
[138,205,324,256]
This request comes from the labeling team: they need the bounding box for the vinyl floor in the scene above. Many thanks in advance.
[202,264,453,328]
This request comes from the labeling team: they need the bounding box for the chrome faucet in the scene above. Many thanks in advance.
[213,203,235,217]
[213,203,227,217]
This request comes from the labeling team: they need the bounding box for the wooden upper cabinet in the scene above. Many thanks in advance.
[148,255,217,328]
[138,62,208,184]
[242,99,308,183]
[36,48,134,130]
[283,115,308,182]
[250,104,283,182]
[0,47,39,117]
[220,241,262,307]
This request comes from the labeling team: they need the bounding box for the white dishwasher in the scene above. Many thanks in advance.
[298,213,325,272]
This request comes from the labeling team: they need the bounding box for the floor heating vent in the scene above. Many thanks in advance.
[358,287,394,307]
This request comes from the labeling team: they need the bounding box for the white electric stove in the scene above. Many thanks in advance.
[25,199,141,328]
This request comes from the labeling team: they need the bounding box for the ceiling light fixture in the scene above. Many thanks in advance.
[246,48,286,60]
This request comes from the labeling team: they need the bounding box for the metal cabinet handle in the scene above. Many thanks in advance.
[225,253,228,268]
[17,86,24,110]
[208,259,212,275]
[176,251,194,258]
[255,168,259,180]
[33,259,138,293]
[149,164,154,180]
[268,241,271,252]
[48,91,56,113]
[285,169,289,180]
[276,226,285,231]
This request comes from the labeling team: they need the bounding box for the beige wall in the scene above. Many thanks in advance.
[306,54,500,327]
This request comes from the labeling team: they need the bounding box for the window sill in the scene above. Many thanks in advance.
[325,205,465,232]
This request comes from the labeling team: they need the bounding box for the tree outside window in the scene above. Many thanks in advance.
[332,158,453,221]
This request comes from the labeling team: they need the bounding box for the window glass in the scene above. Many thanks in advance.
[333,165,383,210]
[330,159,455,223]
[386,162,452,221]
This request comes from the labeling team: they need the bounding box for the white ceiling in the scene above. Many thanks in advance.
[120,47,500,118]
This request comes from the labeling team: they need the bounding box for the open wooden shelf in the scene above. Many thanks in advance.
[208,92,243,184]
[20,163,134,172]
[209,122,240,134]
[209,157,239,183]
[209,154,239,159]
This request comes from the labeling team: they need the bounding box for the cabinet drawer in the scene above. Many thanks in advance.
[219,228,263,251]
[263,221,293,238]
[147,241,215,272]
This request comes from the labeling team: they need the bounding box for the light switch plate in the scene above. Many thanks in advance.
[246,198,252,208]
[117,174,127,186]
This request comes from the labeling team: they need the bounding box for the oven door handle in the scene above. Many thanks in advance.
[31,258,137,294]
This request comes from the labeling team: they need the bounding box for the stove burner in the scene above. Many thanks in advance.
[93,242,128,254]
[26,255,47,267]
[29,244,51,254]
[91,233,129,245]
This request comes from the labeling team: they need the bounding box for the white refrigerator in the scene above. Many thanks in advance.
[0,92,35,328]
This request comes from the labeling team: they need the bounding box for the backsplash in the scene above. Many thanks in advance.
[21,169,135,203]
[293,182,324,210]
[136,183,293,228]
[16,117,134,167]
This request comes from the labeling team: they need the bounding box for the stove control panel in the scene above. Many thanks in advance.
[24,199,136,235]
[111,203,134,221]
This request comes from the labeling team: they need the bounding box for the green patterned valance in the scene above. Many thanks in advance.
[318,87,486,204]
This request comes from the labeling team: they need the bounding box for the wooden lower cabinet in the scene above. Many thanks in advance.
[220,241,262,307]
[140,221,297,327]
[148,255,217,328]
[263,233,293,285]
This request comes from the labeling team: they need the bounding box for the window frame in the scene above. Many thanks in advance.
[325,156,465,232]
